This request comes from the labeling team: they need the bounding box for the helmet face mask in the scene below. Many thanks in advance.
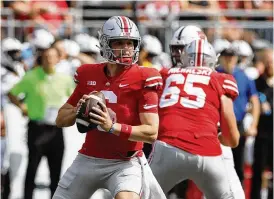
[1,38,23,62]
[7,50,22,62]
[170,45,186,67]
[99,16,141,66]
[105,38,139,65]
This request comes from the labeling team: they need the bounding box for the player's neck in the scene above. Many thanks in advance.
[106,63,124,77]
[223,65,235,74]
[43,65,55,75]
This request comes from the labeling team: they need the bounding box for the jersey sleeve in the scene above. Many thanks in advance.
[10,75,29,96]
[142,67,163,91]
[66,84,82,106]
[138,89,159,113]
[66,65,86,106]
[221,74,239,100]
[247,78,258,98]
[159,67,169,78]
[73,69,80,84]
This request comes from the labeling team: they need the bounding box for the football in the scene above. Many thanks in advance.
[76,91,106,133]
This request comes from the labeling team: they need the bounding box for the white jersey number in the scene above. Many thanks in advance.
[159,74,210,109]
[97,90,117,131]
[100,90,117,103]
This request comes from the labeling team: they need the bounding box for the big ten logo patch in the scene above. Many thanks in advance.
[87,81,96,86]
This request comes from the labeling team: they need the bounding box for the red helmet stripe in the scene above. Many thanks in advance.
[200,39,204,66]
[196,39,203,66]
[194,40,198,66]
[121,16,129,33]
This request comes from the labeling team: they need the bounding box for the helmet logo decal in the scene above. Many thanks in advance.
[108,26,115,31]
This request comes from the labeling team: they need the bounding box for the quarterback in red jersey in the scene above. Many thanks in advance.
[149,39,240,199]
[53,16,166,199]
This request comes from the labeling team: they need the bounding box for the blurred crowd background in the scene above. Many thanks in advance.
[1,1,273,199]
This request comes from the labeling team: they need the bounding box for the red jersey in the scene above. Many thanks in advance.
[158,67,238,156]
[67,63,162,159]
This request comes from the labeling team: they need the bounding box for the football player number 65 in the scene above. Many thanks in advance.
[159,74,210,109]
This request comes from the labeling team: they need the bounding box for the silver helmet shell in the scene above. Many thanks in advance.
[1,37,22,52]
[98,16,141,65]
[170,25,207,67]
[180,39,217,68]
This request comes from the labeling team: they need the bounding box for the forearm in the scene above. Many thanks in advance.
[250,95,260,128]
[220,95,240,148]
[111,123,158,144]
[131,124,158,143]
[56,104,77,128]
[7,92,25,109]
[10,2,31,15]
[218,134,230,147]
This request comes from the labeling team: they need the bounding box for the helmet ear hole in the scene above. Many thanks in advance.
[100,50,103,57]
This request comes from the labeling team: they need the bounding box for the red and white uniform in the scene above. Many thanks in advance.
[67,63,162,159]
[158,67,238,156]
[148,67,240,198]
[53,65,167,199]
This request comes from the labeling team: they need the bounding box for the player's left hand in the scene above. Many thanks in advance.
[89,101,113,132]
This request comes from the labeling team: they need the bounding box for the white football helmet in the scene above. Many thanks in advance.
[1,37,22,52]
[63,39,80,57]
[170,25,207,67]
[74,33,100,54]
[181,39,217,68]
[98,16,141,65]
[142,34,163,56]
[212,39,231,55]
[142,35,163,55]
[1,37,23,62]
[231,40,254,69]
[31,29,54,50]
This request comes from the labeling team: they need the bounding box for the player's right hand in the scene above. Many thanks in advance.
[89,100,113,132]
